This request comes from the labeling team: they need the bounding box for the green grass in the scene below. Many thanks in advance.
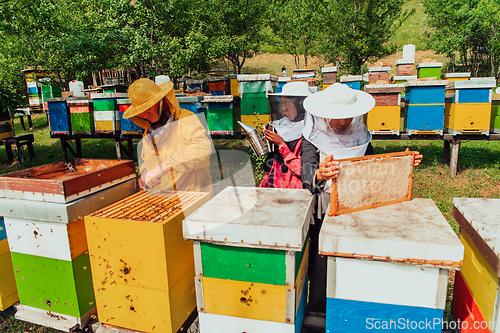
[389,0,428,50]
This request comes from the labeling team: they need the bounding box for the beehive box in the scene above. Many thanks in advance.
[451,198,500,332]
[0,216,18,311]
[276,77,292,94]
[208,77,230,95]
[183,186,314,333]
[417,63,443,79]
[42,85,63,99]
[404,80,448,135]
[117,99,144,135]
[442,72,471,82]
[0,159,136,203]
[85,190,211,333]
[0,179,136,331]
[237,74,277,95]
[491,94,500,134]
[340,76,362,90]
[320,199,463,333]
[229,74,240,97]
[395,59,414,76]
[322,67,338,84]
[203,96,241,136]
[177,96,207,116]
[46,97,71,135]
[0,120,14,140]
[91,93,128,133]
[368,67,391,84]
[68,98,94,135]
[444,80,495,135]
[365,84,404,135]
[100,85,128,94]
[240,114,271,130]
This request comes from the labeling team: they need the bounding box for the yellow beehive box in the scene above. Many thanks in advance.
[366,105,400,134]
[0,238,18,311]
[85,191,211,333]
[240,114,271,130]
[444,103,491,135]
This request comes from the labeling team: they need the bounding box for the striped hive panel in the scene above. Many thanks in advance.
[366,105,401,133]
[491,95,500,133]
[0,237,18,311]
[452,271,491,333]
[85,191,210,333]
[459,232,499,324]
[325,298,444,332]
[444,103,491,134]
[241,96,270,115]
[404,104,445,134]
[196,241,309,324]
[240,114,271,130]
[4,217,87,261]
[12,252,94,318]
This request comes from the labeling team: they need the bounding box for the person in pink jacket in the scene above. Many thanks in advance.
[259,82,311,188]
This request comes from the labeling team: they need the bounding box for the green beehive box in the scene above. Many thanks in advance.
[101,85,128,94]
[491,94,500,134]
[417,63,443,80]
[71,113,95,135]
[42,85,63,99]
[241,96,270,115]
[207,108,235,134]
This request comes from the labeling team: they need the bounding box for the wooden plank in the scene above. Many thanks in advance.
[198,312,295,333]
[459,232,499,323]
[333,257,441,309]
[451,271,492,333]
[325,297,444,332]
[200,242,287,285]
[183,187,313,251]
[320,199,464,268]
[12,252,95,318]
[202,277,288,323]
[328,151,414,216]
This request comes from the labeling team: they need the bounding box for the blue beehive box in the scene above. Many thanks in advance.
[46,98,71,135]
[177,96,207,115]
[276,77,291,94]
[117,98,144,135]
[340,75,362,90]
[404,80,448,135]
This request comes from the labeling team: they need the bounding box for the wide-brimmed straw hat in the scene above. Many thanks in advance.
[269,81,312,97]
[303,83,375,119]
[123,78,174,119]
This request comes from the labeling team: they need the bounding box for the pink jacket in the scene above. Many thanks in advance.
[259,138,303,189]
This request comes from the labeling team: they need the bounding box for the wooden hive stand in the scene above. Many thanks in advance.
[0,134,36,166]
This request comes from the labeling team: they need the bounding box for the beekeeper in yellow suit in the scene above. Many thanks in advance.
[123,78,213,195]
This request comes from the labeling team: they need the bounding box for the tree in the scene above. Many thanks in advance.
[319,0,412,74]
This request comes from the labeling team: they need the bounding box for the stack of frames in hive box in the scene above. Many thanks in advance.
[85,190,211,333]
[0,216,18,311]
[183,186,314,333]
[364,84,405,135]
[0,159,136,332]
[451,198,500,333]
[319,152,464,332]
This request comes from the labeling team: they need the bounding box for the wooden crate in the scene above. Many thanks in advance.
[452,198,500,331]
[322,67,338,84]
[183,187,314,332]
[328,151,414,216]
[85,190,211,333]
[444,103,491,135]
[417,63,443,79]
[0,217,18,311]
[320,199,464,333]
[0,159,136,203]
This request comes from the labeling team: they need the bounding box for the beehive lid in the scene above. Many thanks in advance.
[67,98,92,105]
[207,76,229,82]
[395,59,414,65]
[90,190,210,224]
[450,79,496,89]
[0,159,136,203]
[340,75,362,82]
[364,84,404,93]
[278,76,292,82]
[417,63,443,68]
[202,95,235,102]
[117,98,131,105]
[321,67,338,73]
[45,97,69,102]
[392,75,417,81]
[453,198,500,275]
[404,80,449,87]
[237,74,278,82]
[368,67,391,73]
[442,72,471,78]
[319,198,463,268]
[90,93,129,99]
[183,186,314,251]
[177,96,205,103]
[184,78,206,85]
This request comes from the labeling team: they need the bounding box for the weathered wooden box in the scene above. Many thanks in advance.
[417,63,443,79]
[68,98,94,135]
[183,186,313,333]
[0,158,136,203]
[85,190,211,333]
[395,59,414,76]
[451,198,500,332]
[320,199,463,332]
[0,217,18,311]
[322,67,338,84]
[368,67,391,84]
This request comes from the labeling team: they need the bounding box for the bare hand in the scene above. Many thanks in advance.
[263,128,285,146]
[138,177,145,191]
[141,168,162,189]
[316,155,340,182]
[405,148,423,167]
